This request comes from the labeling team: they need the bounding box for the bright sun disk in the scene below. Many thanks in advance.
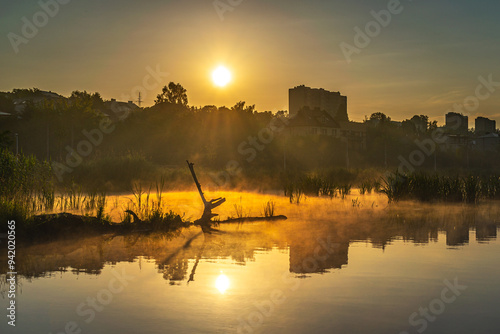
[212,66,232,87]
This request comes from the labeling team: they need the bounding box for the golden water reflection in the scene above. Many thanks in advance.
[2,192,499,282]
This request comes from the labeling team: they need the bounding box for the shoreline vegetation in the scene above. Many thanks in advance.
[1,149,500,240]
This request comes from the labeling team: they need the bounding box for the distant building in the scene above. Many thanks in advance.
[287,107,339,136]
[445,112,468,134]
[12,90,64,115]
[338,121,367,150]
[475,116,496,135]
[474,133,500,151]
[289,85,348,121]
[103,100,139,120]
[440,134,469,152]
[289,241,349,273]
[286,106,366,149]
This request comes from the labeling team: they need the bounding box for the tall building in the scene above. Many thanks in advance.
[475,116,496,135]
[445,112,468,134]
[289,85,348,121]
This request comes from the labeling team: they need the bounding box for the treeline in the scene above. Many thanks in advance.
[1,87,500,191]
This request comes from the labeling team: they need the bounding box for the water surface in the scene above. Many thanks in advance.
[1,192,500,334]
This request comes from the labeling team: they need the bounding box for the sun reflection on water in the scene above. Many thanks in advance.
[215,273,230,294]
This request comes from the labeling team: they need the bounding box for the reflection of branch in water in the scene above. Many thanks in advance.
[156,231,204,282]
[188,238,206,284]
[160,231,203,266]
[187,231,226,284]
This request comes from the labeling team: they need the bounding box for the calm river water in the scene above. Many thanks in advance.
[1,191,500,334]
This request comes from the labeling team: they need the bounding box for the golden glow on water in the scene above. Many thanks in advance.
[215,273,230,294]
[103,190,390,223]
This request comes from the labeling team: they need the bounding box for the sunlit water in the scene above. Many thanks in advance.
[2,191,500,334]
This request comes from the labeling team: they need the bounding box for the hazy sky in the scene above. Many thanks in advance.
[1,0,500,125]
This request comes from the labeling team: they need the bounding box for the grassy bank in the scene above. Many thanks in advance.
[3,147,500,240]
[0,150,187,237]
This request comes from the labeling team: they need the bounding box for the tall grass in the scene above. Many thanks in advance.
[359,182,373,195]
[0,149,54,226]
[380,171,499,204]
[0,148,183,233]
[282,172,355,202]
[263,200,276,217]
[124,178,183,229]
[52,184,108,217]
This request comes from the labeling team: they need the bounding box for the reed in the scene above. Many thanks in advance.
[379,171,500,204]
[263,200,276,217]
[359,182,373,195]
[0,150,54,226]
[338,184,352,199]
[282,172,356,202]
[127,180,183,228]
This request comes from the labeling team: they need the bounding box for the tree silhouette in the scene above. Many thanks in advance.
[231,101,255,113]
[370,112,391,123]
[155,82,188,106]
[0,130,12,150]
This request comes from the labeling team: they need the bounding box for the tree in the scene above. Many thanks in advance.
[199,105,217,113]
[410,115,429,133]
[0,131,12,150]
[11,87,42,99]
[231,101,255,113]
[370,112,391,123]
[276,110,287,117]
[70,90,104,110]
[401,119,417,134]
[155,82,188,105]
[428,120,438,132]
[0,93,14,114]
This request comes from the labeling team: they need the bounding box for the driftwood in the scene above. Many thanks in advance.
[187,160,226,221]
[218,215,288,224]
[186,160,287,232]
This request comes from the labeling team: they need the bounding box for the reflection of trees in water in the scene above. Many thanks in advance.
[159,257,189,283]
[2,205,499,282]
[0,275,7,298]
[477,224,497,242]
[0,274,28,300]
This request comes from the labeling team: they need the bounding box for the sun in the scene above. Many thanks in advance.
[212,66,232,87]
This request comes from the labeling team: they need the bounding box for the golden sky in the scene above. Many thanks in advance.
[1,0,500,125]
